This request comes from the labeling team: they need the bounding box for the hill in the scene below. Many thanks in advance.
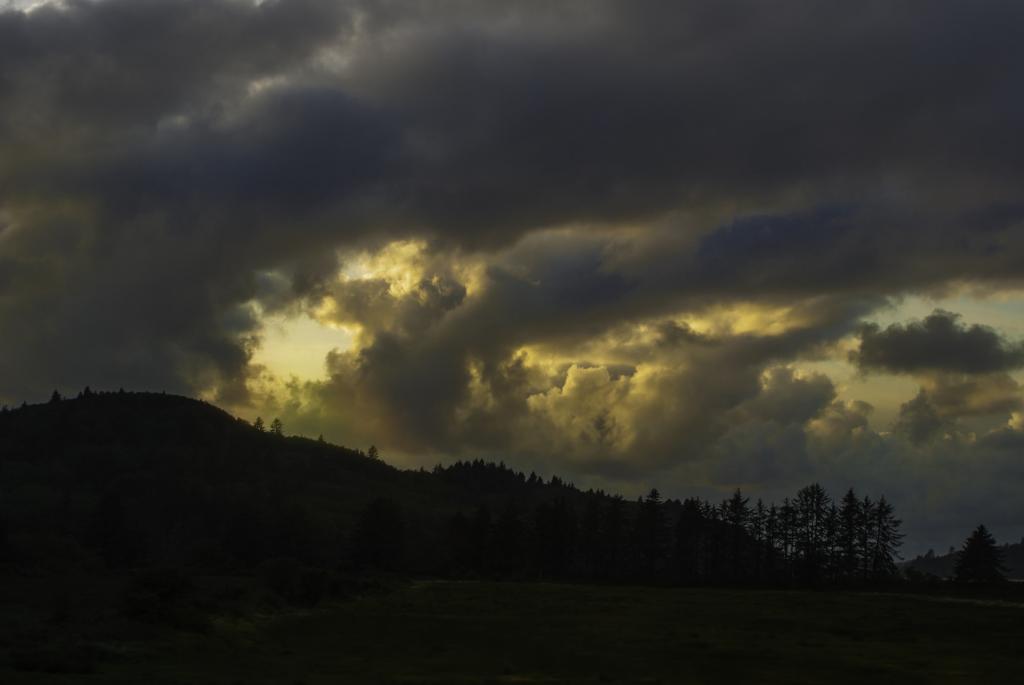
[0,389,906,589]
[0,390,601,576]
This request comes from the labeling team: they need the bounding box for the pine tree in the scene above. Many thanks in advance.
[723,489,751,530]
[254,416,265,432]
[634,489,667,580]
[270,418,284,436]
[779,497,797,566]
[954,525,1006,583]
[764,503,780,579]
[824,503,840,582]
[722,489,751,580]
[0,515,12,562]
[493,503,526,577]
[857,495,875,581]
[367,445,380,460]
[794,483,831,583]
[352,498,405,572]
[534,498,576,579]
[869,496,903,579]
[673,498,703,583]
[751,499,767,580]
[600,496,627,581]
[837,488,860,581]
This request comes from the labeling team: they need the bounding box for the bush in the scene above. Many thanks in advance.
[258,558,328,606]
[120,567,209,632]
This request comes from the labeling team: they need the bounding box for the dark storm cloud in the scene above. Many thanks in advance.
[852,310,1024,375]
[3,0,1024,548]
[893,390,951,446]
[0,0,351,130]
[0,0,357,402]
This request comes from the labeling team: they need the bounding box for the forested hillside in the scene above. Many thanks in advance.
[0,391,902,587]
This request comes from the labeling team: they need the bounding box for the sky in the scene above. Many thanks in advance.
[2,0,1024,554]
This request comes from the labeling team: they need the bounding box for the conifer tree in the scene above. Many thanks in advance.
[795,483,831,582]
[764,503,781,578]
[857,495,875,580]
[954,524,1006,583]
[352,498,405,571]
[779,498,797,565]
[600,496,627,581]
[824,503,840,582]
[634,489,667,580]
[837,488,860,581]
[722,489,751,579]
[673,498,703,582]
[869,496,903,579]
[723,489,751,530]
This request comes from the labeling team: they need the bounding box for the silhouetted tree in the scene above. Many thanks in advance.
[837,488,861,581]
[722,489,751,580]
[352,498,405,572]
[762,503,780,579]
[857,495,875,581]
[779,497,797,570]
[598,496,627,581]
[795,484,831,583]
[0,515,12,563]
[823,503,840,582]
[469,505,493,573]
[673,498,705,583]
[447,512,475,574]
[632,489,667,580]
[493,503,526,576]
[49,389,62,404]
[254,416,265,432]
[534,498,576,578]
[723,489,751,531]
[367,445,380,461]
[954,525,1006,583]
[270,418,284,436]
[578,497,604,578]
[869,496,903,579]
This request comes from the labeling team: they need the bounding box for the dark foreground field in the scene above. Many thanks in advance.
[3,580,1022,684]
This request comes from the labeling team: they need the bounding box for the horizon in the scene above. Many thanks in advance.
[2,0,1024,558]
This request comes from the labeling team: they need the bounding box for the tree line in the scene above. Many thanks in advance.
[356,462,904,587]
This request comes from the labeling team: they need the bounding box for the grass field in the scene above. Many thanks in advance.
[3,579,1022,684]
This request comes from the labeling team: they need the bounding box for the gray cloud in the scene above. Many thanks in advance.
[852,310,1024,375]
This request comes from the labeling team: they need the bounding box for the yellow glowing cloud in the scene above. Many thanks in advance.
[335,239,486,298]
